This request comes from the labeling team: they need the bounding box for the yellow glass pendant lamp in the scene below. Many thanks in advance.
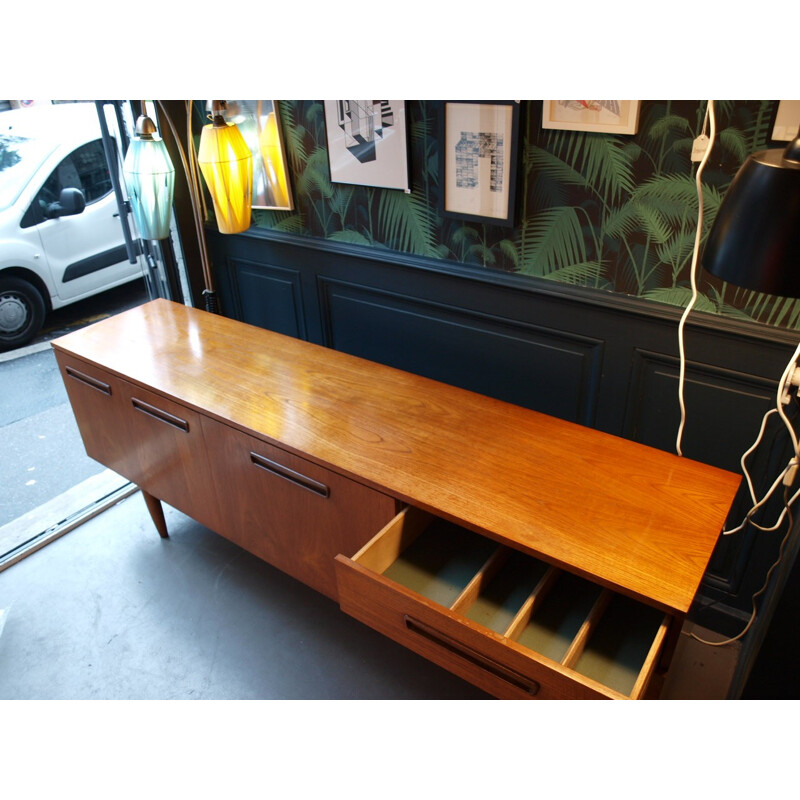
[197,103,253,234]
[259,111,290,208]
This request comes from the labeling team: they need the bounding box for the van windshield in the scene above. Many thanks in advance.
[0,133,57,212]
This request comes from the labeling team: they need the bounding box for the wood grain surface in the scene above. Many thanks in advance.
[200,415,398,599]
[52,299,741,614]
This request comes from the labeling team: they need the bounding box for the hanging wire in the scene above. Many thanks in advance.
[155,100,215,297]
[672,101,800,649]
[689,487,794,647]
[676,100,716,457]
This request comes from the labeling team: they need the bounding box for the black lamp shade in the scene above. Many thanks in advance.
[702,137,800,297]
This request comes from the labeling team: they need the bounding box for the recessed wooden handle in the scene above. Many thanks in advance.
[250,452,330,498]
[404,615,540,697]
[131,398,190,432]
[65,366,111,396]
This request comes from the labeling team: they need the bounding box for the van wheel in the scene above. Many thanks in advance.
[0,277,46,349]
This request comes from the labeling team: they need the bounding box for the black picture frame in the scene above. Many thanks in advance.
[323,100,411,192]
[441,100,520,227]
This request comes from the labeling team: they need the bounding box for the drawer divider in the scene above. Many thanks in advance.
[560,589,613,670]
[449,546,510,615]
[352,506,431,574]
[503,566,561,642]
[629,615,671,699]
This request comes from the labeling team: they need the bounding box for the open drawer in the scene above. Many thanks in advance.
[335,507,674,700]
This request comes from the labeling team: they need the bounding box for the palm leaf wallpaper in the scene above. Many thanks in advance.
[249,100,796,330]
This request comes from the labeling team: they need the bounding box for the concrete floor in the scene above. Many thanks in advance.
[0,485,740,701]
[0,490,489,700]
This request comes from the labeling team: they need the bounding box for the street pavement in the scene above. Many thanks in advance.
[0,279,149,527]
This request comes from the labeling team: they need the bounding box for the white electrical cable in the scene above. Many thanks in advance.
[697,337,800,650]
[673,100,800,529]
[672,101,800,649]
[721,340,800,535]
[775,341,800,455]
[676,101,716,457]
[741,409,780,505]
[690,488,794,647]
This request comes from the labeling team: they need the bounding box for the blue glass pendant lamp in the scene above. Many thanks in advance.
[123,113,176,240]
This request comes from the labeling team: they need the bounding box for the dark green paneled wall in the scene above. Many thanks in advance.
[251,100,799,330]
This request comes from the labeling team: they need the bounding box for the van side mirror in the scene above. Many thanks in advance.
[44,187,86,219]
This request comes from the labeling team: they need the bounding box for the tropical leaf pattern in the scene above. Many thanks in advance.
[252,100,797,330]
[519,207,587,277]
[377,189,438,257]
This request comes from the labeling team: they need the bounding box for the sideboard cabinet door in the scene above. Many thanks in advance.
[201,416,398,600]
[55,353,135,475]
[55,351,224,533]
[114,380,225,533]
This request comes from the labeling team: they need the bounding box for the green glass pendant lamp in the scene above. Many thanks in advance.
[122,113,175,240]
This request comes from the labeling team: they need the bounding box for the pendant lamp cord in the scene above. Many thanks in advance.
[676,100,716,457]
[155,101,215,296]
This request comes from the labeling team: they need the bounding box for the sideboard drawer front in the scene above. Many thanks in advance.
[201,416,398,600]
[336,507,671,700]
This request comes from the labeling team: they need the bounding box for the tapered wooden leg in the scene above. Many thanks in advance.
[142,490,169,538]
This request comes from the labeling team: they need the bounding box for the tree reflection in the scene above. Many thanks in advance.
[0,136,24,172]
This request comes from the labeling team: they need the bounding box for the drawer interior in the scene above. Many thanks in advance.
[572,594,665,694]
[355,508,669,698]
[516,572,603,663]
[382,520,497,608]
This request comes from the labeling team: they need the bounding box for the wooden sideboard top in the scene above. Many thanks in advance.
[52,299,741,614]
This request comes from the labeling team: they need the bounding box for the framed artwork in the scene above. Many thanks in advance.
[771,100,800,141]
[323,100,410,192]
[541,101,641,134]
[442,100,520,227]
[224,100,294,210]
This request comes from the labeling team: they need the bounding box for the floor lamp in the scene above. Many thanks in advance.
[704,129,800,520]
[703,134,800,297]
[688,121,800,647]
[124,101,253,313]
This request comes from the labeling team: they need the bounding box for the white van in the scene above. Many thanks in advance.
[0,103,144,348]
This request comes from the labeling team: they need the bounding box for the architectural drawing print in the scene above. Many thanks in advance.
[455,131,505,192]
[335,101,395,164]
[324,100,410,191]
[444,101,518,225]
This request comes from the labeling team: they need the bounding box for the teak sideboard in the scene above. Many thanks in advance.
[52,299,741,700]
